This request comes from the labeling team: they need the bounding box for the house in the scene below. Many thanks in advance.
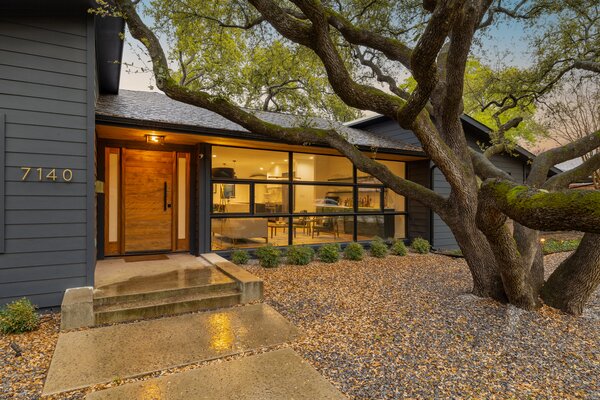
[0,1,551,308]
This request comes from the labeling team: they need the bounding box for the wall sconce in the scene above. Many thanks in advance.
[145,134,165,144]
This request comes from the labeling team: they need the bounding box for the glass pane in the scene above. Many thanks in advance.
[356,214,406,240]
[292,215,353,245]
[357,187,381,212]
[212,183,250,213]
[293,153,353,182]
[212,146,289,180]
[211,217,277,250]
[357,159,405,184]
[294,185,353,213]
[255,184,289,214]
[384,187,405,212]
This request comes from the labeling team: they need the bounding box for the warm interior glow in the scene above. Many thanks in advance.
[145,134,165,144]
[108,152,119,243]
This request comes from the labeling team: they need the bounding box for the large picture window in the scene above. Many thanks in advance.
[210,146,407,250]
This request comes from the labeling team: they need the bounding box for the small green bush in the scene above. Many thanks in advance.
[256,245,282,268]
[344,242,365,261]
[318,243,341,263]
[411,237,431,254]
[231,249,250,265]
[370,238,389,258]
[286,245,315,265]
[390,239,407,256]
[0,298,39,334]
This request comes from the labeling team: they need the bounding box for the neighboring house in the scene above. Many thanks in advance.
[0,2,557,308]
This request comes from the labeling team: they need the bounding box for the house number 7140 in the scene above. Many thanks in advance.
[20,167,73,182]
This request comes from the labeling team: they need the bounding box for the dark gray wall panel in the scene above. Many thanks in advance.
[0,49,86,77]
[4,122,87,142]
[0,12,93,308]
[6,223,86,239]
[0,250,86,269]
[0,78,86,103]
[5,210,86,224]
[0,114,4,254]
[405,160,431,242]
[0,276,86,298]
[362,119,421,146]
[0,263,86,283]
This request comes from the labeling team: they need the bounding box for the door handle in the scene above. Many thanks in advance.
[163,182,167,211]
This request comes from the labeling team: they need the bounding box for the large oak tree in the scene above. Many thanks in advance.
[105,0,600,315]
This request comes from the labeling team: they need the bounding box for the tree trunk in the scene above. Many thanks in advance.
[541,233,600,315]
[448,217,507,301]
[476,195,539,310]
[513,223,544,294]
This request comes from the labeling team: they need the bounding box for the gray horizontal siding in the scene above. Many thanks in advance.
[0,14,92,308]
[362,119,421,147]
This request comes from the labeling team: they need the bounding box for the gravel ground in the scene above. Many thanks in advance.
[1,252,598,399]
[0,313,60,399]
[247,252,599,399]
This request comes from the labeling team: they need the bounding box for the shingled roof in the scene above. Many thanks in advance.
[96,90,424,154]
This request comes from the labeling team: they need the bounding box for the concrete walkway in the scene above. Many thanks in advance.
[43,304,299,396]
[85,349,346,400]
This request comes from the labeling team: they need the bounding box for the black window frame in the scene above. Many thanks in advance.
[209,144,408,250]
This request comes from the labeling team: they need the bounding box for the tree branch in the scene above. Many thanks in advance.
[114,0,449,216]
[479,178,600,233]
[543,152,600,190]
[469,148,513,181]
[528,130,600,186]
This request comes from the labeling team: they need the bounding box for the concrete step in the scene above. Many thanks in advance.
[94,289,242,325]
[93,281,239,307]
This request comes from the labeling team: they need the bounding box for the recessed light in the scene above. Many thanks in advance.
[284,159,288,162]
[271,162,274,165]
[212,154,217,158]
[259,167,264,170]
[309,156,314,160]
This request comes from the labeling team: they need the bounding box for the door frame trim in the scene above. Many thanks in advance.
[97,139,196,257]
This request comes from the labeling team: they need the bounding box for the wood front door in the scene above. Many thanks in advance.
[123,149,175,253]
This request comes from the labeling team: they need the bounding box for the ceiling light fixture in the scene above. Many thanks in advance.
[145,134,165,145]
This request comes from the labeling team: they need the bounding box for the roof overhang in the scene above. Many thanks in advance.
[95,16,125,94]
[347,114,563,175]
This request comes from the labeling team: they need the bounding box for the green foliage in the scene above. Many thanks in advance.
[344,242,365,261]
[542,239,580,255]
[370,238,389,258]
[318,243,341,263]
[390,239,408,256]
[231,249,250,265]
[411,237,431,254]
[256,245,282,268]
[147,0,360,121]
[286,245,315,265]
[0,298,39,334]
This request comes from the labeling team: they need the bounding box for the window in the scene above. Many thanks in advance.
[210,146,407,250]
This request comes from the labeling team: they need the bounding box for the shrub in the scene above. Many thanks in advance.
[318,243,341,263]
[344,242,365,261]
[256,245,282,268]
[370,238,389,258]
[411,237,431,254]
[390,239,407,256]
[286,245,315,265]
[0,298,39,334]
[231,249,250,265]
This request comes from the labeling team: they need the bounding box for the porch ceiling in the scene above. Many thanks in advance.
[96,124,428,162]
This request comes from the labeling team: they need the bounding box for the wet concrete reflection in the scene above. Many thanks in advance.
[94,255,235,298]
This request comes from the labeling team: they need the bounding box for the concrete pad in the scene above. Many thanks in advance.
[85,349,345,400]
[94,254,234,299]
[61,287,94,331]
[43,304,299,396]
[201,253,263,303]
